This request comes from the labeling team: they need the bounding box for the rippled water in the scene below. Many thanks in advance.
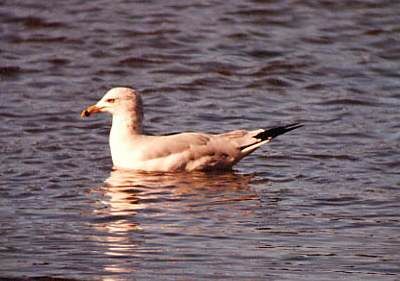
[1,0,400,280]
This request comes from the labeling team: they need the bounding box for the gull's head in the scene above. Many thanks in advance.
[81,87,143,118]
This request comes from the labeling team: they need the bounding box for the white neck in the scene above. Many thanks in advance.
[109,112,143,166]
[111,113,142,136]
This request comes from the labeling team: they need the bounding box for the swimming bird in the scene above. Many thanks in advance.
[81,87,302,172]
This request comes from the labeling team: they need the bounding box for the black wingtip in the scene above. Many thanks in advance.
[255,123,303,141]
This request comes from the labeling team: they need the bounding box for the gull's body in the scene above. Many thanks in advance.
[81,87,302,172]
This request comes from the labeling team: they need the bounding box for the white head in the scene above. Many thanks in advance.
[81,87,143,132]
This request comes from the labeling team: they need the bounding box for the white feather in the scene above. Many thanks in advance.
[82,87,298,172]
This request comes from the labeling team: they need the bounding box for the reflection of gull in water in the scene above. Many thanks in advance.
[93,170,259,277]
[97,169,258,232]
[81,87,302,172]
[103,169,257,205]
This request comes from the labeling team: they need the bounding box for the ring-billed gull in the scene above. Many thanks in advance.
[81,87,302,172]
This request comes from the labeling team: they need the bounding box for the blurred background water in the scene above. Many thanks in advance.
[1,0,399,280]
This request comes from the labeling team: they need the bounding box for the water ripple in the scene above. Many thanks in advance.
[1,0,400,280]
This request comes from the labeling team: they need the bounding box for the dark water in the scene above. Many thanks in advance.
[1,0,400,280]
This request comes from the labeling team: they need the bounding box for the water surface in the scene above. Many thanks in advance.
[1,0,399,280]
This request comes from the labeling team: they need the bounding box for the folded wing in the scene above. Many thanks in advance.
[134,123,302,171]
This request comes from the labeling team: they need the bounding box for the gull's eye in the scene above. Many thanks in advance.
[106,98,116,103]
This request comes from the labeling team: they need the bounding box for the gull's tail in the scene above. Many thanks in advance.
[238,123,303,156]
[254,123,303,142]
